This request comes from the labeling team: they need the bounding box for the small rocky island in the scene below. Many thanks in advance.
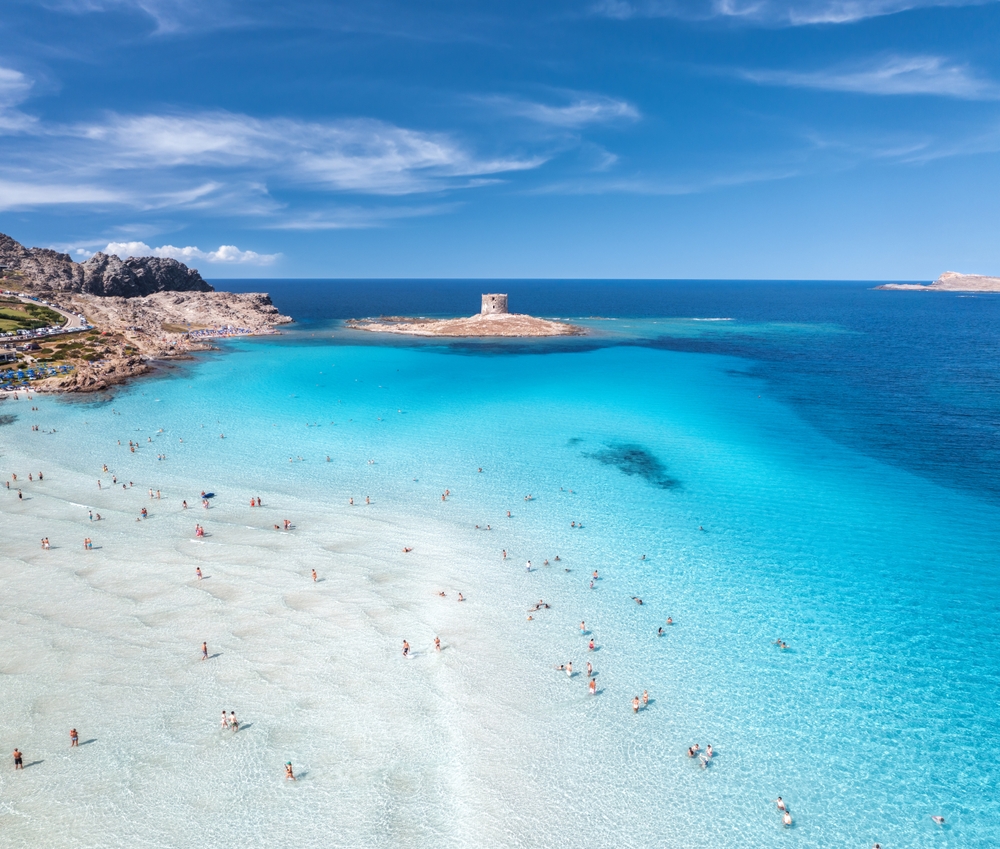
[877,271,1000,292]
[347,293,584,337]
[1,232,291,392]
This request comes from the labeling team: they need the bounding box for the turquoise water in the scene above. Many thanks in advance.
[2,282,998,847]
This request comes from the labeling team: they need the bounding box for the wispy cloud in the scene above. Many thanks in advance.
[740,55,1000,99]
[69,112,546,195]
[267,203,464,230]
[529,166,800,196]
[0,179,128,211]
[77,240,281,264]
[43,0,242,34]
[592,0,994,26]
[0,66,38,132]
[485,94,640,128]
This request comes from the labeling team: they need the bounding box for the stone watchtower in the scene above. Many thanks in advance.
[481,293,509,315]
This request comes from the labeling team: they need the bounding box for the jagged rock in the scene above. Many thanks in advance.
[1,232,212,297]
[0,233,83,291]
[53,356,152,393]
[80,252,212,296]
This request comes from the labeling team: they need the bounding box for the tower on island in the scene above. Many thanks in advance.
[481,293,509,315]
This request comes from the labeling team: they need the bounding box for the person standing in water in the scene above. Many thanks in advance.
[13,748,23,769]
[285,762,296,780]
[221,711,230,729]
[201,642,208,661]
[632,696,640,713]
[402,640,410,657]
[311,569,317,582]
[589,678,596,695]
[196,567,203,580]
[70,729,79,747]
[434,637,441,651]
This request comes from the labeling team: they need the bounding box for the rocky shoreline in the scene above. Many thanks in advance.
[1,232,291,393]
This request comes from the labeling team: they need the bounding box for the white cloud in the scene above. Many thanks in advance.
[489,95,640,127]
[75,112,546,195]
[0,66,37,132]
[740,55,1000,99]
[103,240,280,264]
[0,179,127,210]
[592,0,994,26]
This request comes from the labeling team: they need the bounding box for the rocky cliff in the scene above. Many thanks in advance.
[0,233,212,296]
[1,231,293,394]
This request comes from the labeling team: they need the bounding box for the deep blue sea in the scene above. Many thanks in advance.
[229,278,1000,504]
[3,279,998,848]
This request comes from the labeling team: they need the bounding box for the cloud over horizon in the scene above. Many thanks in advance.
[77,240,281,265]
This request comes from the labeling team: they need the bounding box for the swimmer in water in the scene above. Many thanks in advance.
[931,816,945,825]
[657,626,664,636]
[666,617,673,625]
[632,597,643,605]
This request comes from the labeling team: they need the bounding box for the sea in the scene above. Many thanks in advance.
[1,279,997,848]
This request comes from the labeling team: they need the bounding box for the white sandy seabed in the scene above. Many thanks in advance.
[0,393,713,849]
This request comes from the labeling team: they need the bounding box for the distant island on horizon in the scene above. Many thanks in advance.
[876,272,1000,292]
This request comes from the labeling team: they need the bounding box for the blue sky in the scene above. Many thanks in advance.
[1,0,999,279]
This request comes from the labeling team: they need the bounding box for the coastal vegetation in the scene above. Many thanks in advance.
[0,297,66,332]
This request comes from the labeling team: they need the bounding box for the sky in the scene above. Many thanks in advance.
[1,0,999,279]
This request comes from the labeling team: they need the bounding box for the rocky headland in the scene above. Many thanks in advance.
[1,232,291,392]
[877,271,1000,292]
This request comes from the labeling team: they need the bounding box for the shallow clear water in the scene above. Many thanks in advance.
[1,281,998,848]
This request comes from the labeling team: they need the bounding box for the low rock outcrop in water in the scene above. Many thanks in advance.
[347,313,583,337]
[0,233,211,297]
[877,272,1000,292]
